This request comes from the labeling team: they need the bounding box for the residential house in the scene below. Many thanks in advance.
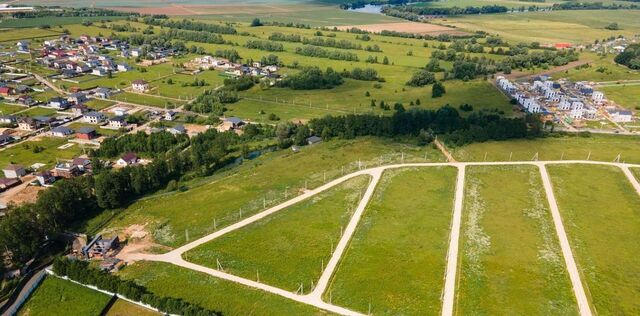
[0,178,20,191]
[51,126,74,137]
[16,95,36,106]
[108,116,127,129]
[91,68,108,77]
[117,63,131,72]
[68,92,87,104]
[3,164,26,179]
[72,157,92,173]
[18,117,41,131]
[82,234,120,259]
[0,115,16,125]
[35,171,55,186]
[218,117,245,132]
[71,104,89,116]
[76,127,98,140]
[117,152,138,166]
[49,97,70,110]
[94,87,111,99]
[0,134,13,146]
[83,111,106,124]
[608,110,633,122]
[0,86,13,97]
[168,124,186,135]
[164,110,177,121]
[53,162,81,178]
[131,79,149,92]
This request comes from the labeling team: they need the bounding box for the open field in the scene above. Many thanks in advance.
[0,137,83,168]
[101,137,443,248]
[18,276,111,316]
[16,107,58,118]
[456,165,577,315]
[0,103,27,115]
[326,167,456,315]
[185,175,370,293]
[561,53,640,83]
[334,22,468,36]
[0,28,61,42]
[0,16,127,29]
[451,134,640,164]
[548,164,640,314]
[433,10,640,44]
[118,261,331,315]
[600,84,640,110]
[105,299,160,316]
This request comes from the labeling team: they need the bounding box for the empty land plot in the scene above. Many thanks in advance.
[456,165,577,315]
[326,167,456,315]
[0,137,83,168]
[335,22,468,36]
[103,138,444,248]
[451,134,640,163]
[118,261,331,315]
[0,28,60,42]
[184,175,370,293]
[105,299,160,316]
[548,164,640,314]
[18,276,111,316]
[562,53,640,82]
[0,103,27,114]
[600,84,640,110]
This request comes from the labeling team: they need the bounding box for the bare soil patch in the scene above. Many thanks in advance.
[334,22,468,36]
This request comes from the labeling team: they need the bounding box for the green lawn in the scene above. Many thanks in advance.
[0,16,127,29]
[185,175,370,293]
[562,53,640,82]
[633,167,640,182]
[0,28,61,43]
[85,98,116,111]
[111,92,184,109]
[16,107,59,118]
[600,84,640,110]
[101,137,443,248]
[19,276,111,316]
[105,299,159,316]
[0,103,27,115]
[117,261,332,316]
[0,137,83,169]
[67,122,122,137]
[326,167,456,315]
[456,165,577,315]
[450,134,640,164]
[548,164,640,314]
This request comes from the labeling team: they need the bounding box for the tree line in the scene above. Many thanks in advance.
[295,46,359,61]
[614,44,640,69]
[244,40,284,52]
[142,17,237,35]
[52,258,222,316]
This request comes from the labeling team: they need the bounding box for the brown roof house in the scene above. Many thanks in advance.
[117,152,138,166]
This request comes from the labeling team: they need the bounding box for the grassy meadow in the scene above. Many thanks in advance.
[326,167,456,315]
[0,103,27,115]
[18,276,111,316]
[101,137,443,248]
[456,165,577,315]
[184,175,371,293]
[450,134,640,163]
[118,261,331,316]
[561,53,640,82]
[0,137,84,169]
[105,299,160,316]
[600,84,640,110]
[548,164,640,314]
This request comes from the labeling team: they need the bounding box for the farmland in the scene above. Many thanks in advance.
[18,276,111,316]
[103,137,443,248]
[184,175,370,293]
[450,134,640,164]
[326,167,456,315]
[548,164,640,314]
[456,165,576,315]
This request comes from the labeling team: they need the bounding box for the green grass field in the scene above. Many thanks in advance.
[600,84,640,110]
[19,276,111,316]
[0,28,61,43]
[185,175,370,293]
[105,299,159,316]
[0,103,27,115]
[561,53,640,82]
[434,10,640,44]
[111,92,184,108]
[548,164,640,314]
[0,16,127,29]
[0,137,83,168]
[16,106,58,118]
[326,167,456,315]
[101,137,443,248]
[117,261,332,316]
[456,165,577,315]
[450,134,640,163]
[85,98,116,110]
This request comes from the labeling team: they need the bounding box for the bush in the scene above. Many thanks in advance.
[406,69,436,87]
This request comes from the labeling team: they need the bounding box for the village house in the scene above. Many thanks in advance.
[76,127,98,140]
[164,111,177,121]
[53,162,81,178]
[82,234,120,259]
[83,111,106,124]
[218,117,245,132]
[0,177,20,191]
[68,92,87,104]
[168,124,186,135]
[71,103,89,116]
[16,95,36,106]
[108,116,127,129]
[0,115,16,125]
[94,87,112,99]
[48,97,70,110]
[0,86,13,97]
[35,171,55,186]
[17,117,41,131]
[117,152,139,166]
[72,157,92,173]
[131,79,149,92]
[0,134,13,146]
[3,164,26,179]
[51,126,74,137]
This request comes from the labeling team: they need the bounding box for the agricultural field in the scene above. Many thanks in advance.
[433,10,640,44]
[0,137,84,168]
[548,164,640,314]
[18,276,111,316]
[0,27,61,43]
[185,175,370,293]
[456,165,576,315]
[450,134,640,164]
[118,261,330,315]
[101,137,444,248]
[326,167,457,315]
[0,16,127,28]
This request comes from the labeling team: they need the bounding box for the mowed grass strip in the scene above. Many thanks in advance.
[451,134,640,163]
[105,299,160,316]
[118,261,332,316]
[326,166,456,315]
[19,276,112,316]
[456,165,577,315]
[104,137,443,248]
[184,175,371,293]
[548,164,640,314]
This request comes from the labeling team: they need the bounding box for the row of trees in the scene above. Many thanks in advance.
[341,67,381,81]
[276,67,344,90]
[97,131,188,158]
[382,5,508,21]
[614,44,640,69]
[142,17,237,34]
[185,89,239,114]
[244,40,284,52]
[53,258,222,316]
[295,46,359,61]
[309,106,543,146]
